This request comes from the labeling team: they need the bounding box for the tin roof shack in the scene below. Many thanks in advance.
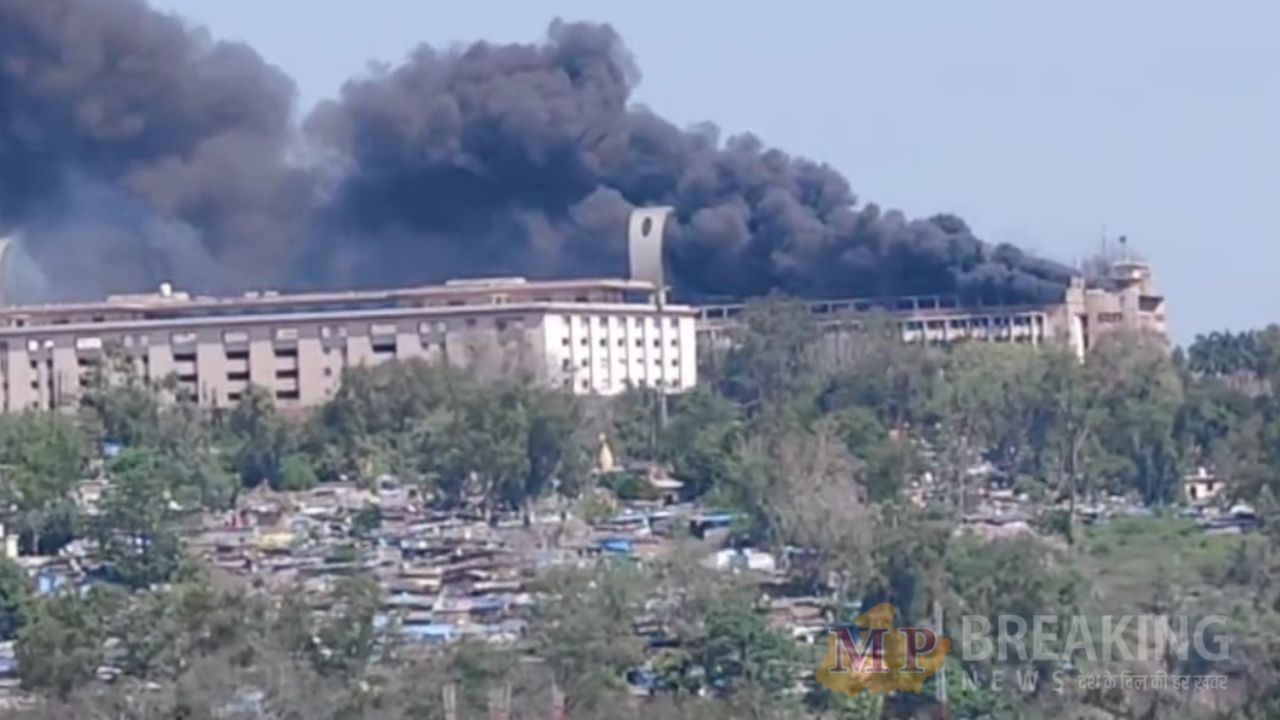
[958,511,1035,541]
[704,548,777,574]
[599,461,684,506]
[766,597,833,643]
[688,512,741,543]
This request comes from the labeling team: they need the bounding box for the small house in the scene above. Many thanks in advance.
[1184,467,1225,506]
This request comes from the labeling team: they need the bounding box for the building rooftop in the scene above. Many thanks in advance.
[0,276,673,331]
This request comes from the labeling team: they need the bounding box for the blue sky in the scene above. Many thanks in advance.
[154,0,1279,343]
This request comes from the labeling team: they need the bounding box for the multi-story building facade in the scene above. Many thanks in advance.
[697,259,1168,359]
[1069,259,1169,353]
[0,277,698,412]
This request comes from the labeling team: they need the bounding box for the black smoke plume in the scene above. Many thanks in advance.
[0,0,308,297]
[0,1,1073,305]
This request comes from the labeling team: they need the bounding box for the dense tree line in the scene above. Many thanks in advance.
[3,303,1280,717]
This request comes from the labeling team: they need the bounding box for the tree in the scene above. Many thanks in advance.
[716,297,820,414]
[532,563,648,715]
[609,387,664,463]
[731,418,876,595]
[426,383,530,513]
[306,573,383,679]
[226,385,291,488]
[929,343,1026,511]
[0,414,90,554]
[312,360,467,481]
[694,593,795,696]
[525,389,588,513]
[78,341,163,448]
[1089,333,1185,504]
[0,558,32,641]
[1031,349,1102,545]
[17,590,109,698]
[98,449,184,588]
[278,453,319,491]
[661,388,742,499]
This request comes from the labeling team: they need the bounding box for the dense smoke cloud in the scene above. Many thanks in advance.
[0,0,1073,305]
[0,0,307,297]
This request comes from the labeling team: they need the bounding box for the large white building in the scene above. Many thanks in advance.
[0,277,699,412]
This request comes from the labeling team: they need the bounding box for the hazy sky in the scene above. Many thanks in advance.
[154,0,1278,343]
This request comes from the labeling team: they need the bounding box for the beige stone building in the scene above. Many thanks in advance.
[1068,259,1169,354]
[0,277,698,412]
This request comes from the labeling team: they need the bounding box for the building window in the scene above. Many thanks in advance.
[274,327,299,341]
[223,330,249,344]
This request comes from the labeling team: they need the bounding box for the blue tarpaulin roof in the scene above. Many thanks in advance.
[599,537,634,554]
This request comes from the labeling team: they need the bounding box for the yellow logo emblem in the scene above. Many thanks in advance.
[815,603,950,695]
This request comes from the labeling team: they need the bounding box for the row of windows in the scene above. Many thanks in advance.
[562,336,681,349]
[12,313,687,355]
[12,314,534,353]
[564,357,682,370]
[901,315,1044,332]
[565,315,680,328]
